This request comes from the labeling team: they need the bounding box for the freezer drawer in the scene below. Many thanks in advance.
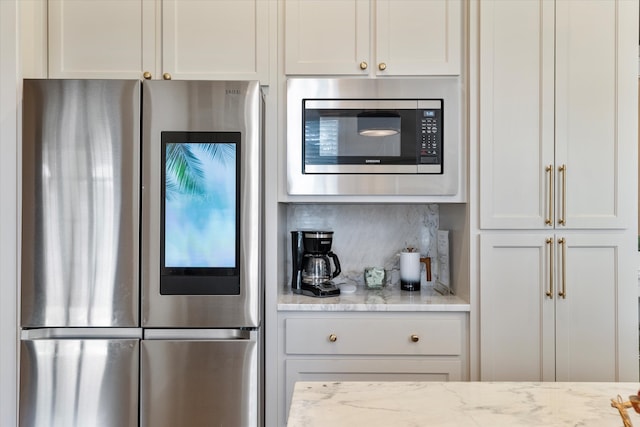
[19,338,139,427]
[141,331,260,427]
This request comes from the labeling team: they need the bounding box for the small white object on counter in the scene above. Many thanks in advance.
[287,381,639,427]
[337,283,356,293]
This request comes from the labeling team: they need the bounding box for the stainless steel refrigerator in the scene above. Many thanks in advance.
[20,79,263,427]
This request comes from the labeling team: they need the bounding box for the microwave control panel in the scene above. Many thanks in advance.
[418,109,442,165]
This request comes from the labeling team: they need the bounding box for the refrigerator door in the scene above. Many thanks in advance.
[142,80,262,328]
[21,79,141,328]
[141,330,260,427]
[19,338,139,427]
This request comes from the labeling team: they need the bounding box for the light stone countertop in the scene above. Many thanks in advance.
[287,381,640,427]
[278,284,470,312]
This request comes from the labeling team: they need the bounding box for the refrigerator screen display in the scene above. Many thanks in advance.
[160,131,241,295]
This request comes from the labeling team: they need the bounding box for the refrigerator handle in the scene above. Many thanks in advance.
[143,329,255,341]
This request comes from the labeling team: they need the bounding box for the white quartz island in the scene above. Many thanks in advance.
[287,381,640,426]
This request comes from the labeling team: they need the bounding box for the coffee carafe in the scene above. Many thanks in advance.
[290,230,341,297]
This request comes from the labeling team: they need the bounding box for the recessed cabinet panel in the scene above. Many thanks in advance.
[479,0,554,229]
[480,234,554,381]
[162,0,269,81]
[284,0,369,75]
[376,0,461,75]
[48,0,156,78]
[554,0,627,229]
[554,235,619,382]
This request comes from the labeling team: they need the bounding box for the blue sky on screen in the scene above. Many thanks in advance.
[165,143,236,268]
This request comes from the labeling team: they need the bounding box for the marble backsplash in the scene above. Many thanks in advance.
[285,204,439,286]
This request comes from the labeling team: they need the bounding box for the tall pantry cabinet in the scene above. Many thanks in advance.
[476,0,638,381]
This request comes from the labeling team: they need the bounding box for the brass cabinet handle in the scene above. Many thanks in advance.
[410,334,419,343]
[558,164,566,226]
[545,165,553,225]
[328,334,337,342]
[359,61,368,70]
[162,72,172,80]
[545,237,554,298]
[558,238,566,299]
[143,71,152,80]
[378,62,387,71]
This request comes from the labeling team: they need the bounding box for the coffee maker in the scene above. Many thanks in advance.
[291,230,341,297]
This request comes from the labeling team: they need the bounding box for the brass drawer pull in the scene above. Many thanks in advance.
[410,334,419,343]
[328,334,337,342]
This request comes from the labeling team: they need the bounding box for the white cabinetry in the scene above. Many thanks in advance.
[284,0,461,76]
[46,0,271,82]
[478,0,633,230]
[476,0,638,381]
[278,312,468,426]
[161,0,270,81]
[480,233,636,381]
[48,0,156,79]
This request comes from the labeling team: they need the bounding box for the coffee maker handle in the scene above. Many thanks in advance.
[328,251,341,279]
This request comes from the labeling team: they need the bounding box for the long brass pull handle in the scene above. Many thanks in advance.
[546,238,554,298]
[558,165,566,226]
[558,238,566,299]
[545,165,553,225]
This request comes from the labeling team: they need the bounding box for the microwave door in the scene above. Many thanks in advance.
[304,100,420,174]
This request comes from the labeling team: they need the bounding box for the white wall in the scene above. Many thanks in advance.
[0,0,19,425]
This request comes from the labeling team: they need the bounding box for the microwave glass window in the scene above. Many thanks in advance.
[306,114,401,159]
[318,117,338,156]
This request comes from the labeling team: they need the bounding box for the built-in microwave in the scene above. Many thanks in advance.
[287,78,462,196]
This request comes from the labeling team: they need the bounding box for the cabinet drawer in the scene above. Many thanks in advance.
[285,316,463,356]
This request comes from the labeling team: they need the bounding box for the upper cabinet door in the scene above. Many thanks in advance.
[553,0,636,230]
[48,0,157,79]
[284,0,461,76]
[375,0,461,76]
[162,0,270,82]
[479,0,555,229]
[284,0,370,75]
[479,0,636,230]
